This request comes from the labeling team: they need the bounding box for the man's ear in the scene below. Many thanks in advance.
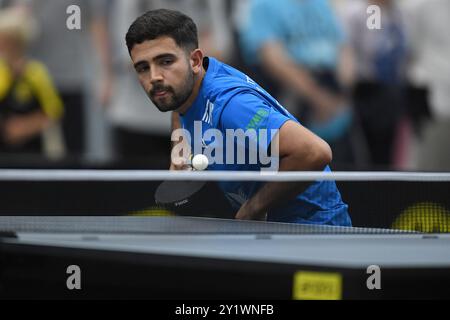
[190,49,204,74]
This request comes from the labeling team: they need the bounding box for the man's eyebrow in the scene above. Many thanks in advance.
[153,53,176,61]
[133,54,176,69]
[133,61,148,69]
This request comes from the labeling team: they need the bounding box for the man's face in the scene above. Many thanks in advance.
[130,36,195,112]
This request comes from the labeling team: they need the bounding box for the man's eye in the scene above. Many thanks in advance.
[161,59,173,66]
[137,66,149,73]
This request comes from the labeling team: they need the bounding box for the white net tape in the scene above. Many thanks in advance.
[0,170,449,182]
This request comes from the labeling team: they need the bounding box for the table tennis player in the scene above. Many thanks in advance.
[125,9,351,226]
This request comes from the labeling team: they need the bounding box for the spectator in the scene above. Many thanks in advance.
[22,0,113,159]
[239,0,359,167]
[0,7,64,157]
[342,0,408,168]
[402,0,450,171]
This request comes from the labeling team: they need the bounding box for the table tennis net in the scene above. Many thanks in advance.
[0,216,416,235]
[0,170,448,234]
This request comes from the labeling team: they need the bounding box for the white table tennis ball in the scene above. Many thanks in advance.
[192,154,209,171]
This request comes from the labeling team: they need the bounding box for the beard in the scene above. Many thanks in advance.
[148,70,195,112]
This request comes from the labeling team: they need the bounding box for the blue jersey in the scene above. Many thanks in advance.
[180,57,351,226]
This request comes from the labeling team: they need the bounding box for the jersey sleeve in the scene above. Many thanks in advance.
[0,60,12,101]
[25,61,64,120]
[220,92,292,151]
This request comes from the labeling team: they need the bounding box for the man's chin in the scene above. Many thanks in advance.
[149,98,176,112]
[154,102,178,113]
[157,106,176,113]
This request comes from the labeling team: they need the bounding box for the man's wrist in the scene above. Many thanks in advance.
[246,195,268,220]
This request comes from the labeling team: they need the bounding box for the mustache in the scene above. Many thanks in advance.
[149,83,173,97]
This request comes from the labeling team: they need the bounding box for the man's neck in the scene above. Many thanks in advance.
[177,63,207,115]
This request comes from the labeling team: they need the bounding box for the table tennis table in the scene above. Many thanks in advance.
[0,216,449,299]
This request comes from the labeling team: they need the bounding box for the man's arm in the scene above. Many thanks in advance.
[337,45,355,91]
[90,10,113,107]
[259,41,344,122]
[235,120,332,220]
[2,111,51,145]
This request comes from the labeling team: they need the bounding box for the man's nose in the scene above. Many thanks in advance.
[150,67,163,83]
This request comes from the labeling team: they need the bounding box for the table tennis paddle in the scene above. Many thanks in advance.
[154,180,207,210]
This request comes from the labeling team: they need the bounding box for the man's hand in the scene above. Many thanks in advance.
[170,111,193,170]
[169,156,192,171]
[311,90,348,123]
[235,200,267,221]
[2,114,50,146]
[169,135,192,171]
[3,118,29,145]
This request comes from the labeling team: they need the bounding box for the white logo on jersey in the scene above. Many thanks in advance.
[246,76,256,86]
[202,100,214,125]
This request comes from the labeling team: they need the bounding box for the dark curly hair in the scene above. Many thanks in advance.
[126,9,199,54]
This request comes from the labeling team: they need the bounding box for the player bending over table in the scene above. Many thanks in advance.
[125,9,351,226]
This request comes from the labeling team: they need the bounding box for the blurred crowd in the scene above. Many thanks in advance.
[0,0,448,171]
